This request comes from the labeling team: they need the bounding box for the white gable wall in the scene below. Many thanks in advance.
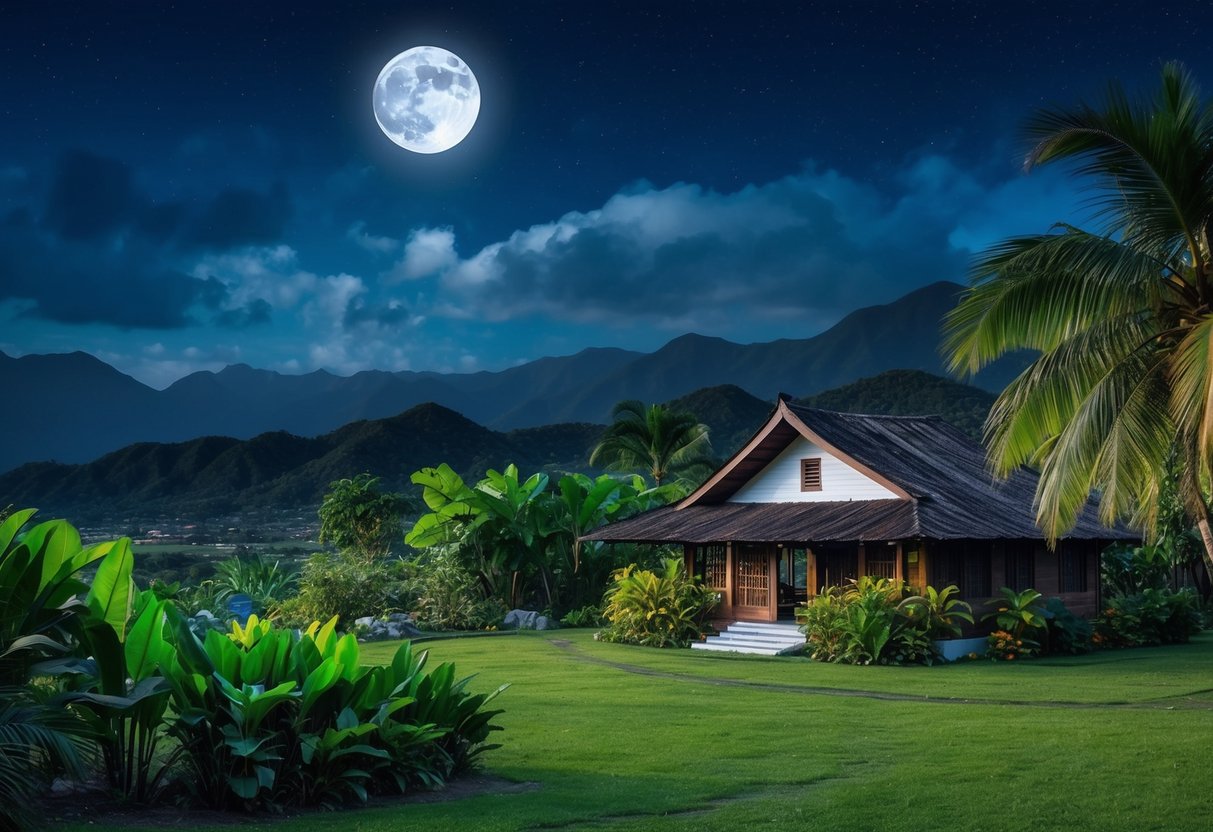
[727,435,900,503]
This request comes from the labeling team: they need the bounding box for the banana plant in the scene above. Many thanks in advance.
[898,584,974,639]
[982,587,1048,641]
[57,591,177,802]
[0,510,128,686]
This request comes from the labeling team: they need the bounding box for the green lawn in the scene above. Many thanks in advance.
[73,631,1213,832]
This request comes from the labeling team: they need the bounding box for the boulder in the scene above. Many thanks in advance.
[354,616,376,629]
[503,609,538,630]
[504,609,558,630]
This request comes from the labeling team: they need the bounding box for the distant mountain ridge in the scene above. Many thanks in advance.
[0,280,1024,473]
[0,403,605,520]
[0,371,999,523]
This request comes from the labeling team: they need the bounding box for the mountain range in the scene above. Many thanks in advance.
[0,371,996,522]
[0,280,1021,475]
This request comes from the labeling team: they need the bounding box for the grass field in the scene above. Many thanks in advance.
[71,630,1213,832]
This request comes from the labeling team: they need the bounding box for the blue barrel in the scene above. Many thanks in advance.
[227,593,254,625]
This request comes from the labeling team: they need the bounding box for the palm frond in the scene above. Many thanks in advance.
[983,312,1164,473]
[1024,62,1213,259]
[945,229,1176,375]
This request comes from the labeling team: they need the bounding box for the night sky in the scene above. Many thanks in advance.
[3,1,1211,387]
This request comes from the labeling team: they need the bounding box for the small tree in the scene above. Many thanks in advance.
[318,474,410,563]
[590,400,713,487]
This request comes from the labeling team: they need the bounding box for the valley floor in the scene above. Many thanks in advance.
[67,630,1213,832]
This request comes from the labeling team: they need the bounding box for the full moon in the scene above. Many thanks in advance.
[373,46,480,154]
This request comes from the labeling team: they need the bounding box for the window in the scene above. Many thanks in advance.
[1059,543,1087,593]
[692,544,727,590]
[1005,542,1036,591]
[964,547,991,597]
[932,542,963,591]
[865,544,896,580]
[801,457,822,491]
[931,540,990,597]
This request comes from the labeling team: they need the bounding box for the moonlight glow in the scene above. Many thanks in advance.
[373,46,480,154]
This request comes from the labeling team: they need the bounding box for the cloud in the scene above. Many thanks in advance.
[415,156,1081,335]
[385,227,458,282]
[41,151,144,241]
[346,220,399,254]
[0,210,219,328]
[184,183,291,249]
[213,298,272,328]
[0,150,296,329]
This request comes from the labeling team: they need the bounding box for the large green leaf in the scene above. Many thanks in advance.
[123,594,167,683]
[86,538,135,640]
[0,508,37,560]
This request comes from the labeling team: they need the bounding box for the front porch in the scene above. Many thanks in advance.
[687,539,918,624]
[686,537,1104,623]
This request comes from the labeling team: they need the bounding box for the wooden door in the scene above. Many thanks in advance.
[734,543,775,621]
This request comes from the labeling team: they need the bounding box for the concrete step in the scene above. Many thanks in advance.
[691,641,785,656]
[711,632,803,647]
[692,620,807,656]
[707,635,798,648]
[723,622,804,637]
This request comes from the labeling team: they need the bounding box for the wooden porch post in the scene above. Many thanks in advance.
[724,541,734,616]
[894,541,904,584]
[768,545,779,622]
[857,542,867,578]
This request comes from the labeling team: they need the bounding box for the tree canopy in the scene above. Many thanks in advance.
[943,62,1213,577]
[590,400,714,487]
[317,473,410,562]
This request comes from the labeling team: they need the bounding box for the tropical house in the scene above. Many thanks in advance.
[583,397,1136,639]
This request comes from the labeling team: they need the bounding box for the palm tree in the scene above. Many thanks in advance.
[943,62,1213,577]
[590,400,714,487]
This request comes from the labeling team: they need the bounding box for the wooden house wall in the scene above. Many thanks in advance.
[727,436,900,504]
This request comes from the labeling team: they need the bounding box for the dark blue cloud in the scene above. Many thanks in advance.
[214,298,273,328]
[42,151,144,241]
[185,184,291,249]
[0,151,293,328]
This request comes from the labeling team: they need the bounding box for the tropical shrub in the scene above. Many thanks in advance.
[160,613,506,811]
[799,579,971,666]
[798,587,849,661]
[1093,588,1202,648]
[0,510,105,830]
[60,590,179,803]
[412,549,506,631]
[1101,543,1173,596]
[560,603,606,628]
[598,558,718,648]
[982,588,1047,658]
[899,583,975,640]
[406,463,683,618]
[212,552,298,615]
[0,508,507,821]
[1042,597,1092,655]
[276,554,415,628]
[318,474,411,563]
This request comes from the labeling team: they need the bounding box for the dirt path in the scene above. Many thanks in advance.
[546,638,1213,710]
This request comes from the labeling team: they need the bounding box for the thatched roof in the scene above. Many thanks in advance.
[584,401,1136,544]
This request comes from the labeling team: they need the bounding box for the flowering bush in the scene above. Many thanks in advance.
[986,629,1036,661]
